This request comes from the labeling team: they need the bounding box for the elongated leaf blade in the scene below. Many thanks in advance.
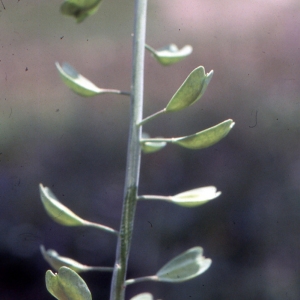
[156,247,211,283]
[165,66,213,112]
[171,186,221,207]
[174,119,235,150]
[130,293,153,300]
[56,62,104,97]
[40,184,85,226]
[147,44,193,66]
[60,0,102,23]
[41,245,90,273]
[46,267,92,300]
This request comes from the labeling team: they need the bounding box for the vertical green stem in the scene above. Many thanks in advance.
[109,1,148,300]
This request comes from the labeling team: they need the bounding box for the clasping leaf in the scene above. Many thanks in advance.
[165,66,213,112]
[156,247,211,283]
[141,133,166,153]
[146,44,193,66]
[60,0,102,23]
[173,119,235,150]
[141,141,166,153]
[46,267,92,300]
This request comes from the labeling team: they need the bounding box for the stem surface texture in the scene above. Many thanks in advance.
[109,1,148,300]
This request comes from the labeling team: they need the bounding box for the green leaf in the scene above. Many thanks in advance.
[40,184,119,235]
[46,267,92,300]
[146,44,193,66]
[156,247,211,283]
[41,245,113,273]
[165,66,213,112]
[171,186,221,207]
[60,0,102,23]
[173,119,235,150]
[40,184,119,234]
[130,293,153,300]
[141,133,166,153]
[41,245,87,272]
[56,62,104,97]
[137,186,220,207]
[39,184,86,226]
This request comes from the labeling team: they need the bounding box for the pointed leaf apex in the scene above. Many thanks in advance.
[173,119,235,150]
[206,69,214,82]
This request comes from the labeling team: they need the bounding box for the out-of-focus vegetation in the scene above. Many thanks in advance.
[1,0,300,299]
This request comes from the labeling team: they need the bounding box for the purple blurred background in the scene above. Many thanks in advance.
[1,0,300,299]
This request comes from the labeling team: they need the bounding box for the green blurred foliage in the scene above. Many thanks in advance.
[1,0,300,299]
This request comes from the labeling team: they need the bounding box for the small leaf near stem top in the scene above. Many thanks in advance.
[145,43,193,66]
[60,0,103,23]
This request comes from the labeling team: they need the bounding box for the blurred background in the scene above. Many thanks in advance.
[1,0,300,299]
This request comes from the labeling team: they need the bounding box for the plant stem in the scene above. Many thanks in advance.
[109,0,148,300]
